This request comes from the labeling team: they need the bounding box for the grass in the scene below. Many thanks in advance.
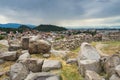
[101,41,120,55]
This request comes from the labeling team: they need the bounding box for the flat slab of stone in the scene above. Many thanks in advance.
[18,52,30,61]
[79,42,100,61]
[42,60,62,72]
[85,70,105,80]
[25,72,61,80]
[22,58,44,72]
[9,44,22,51]
[10,63,29,80]
[78,59,101,76]
[66,58,77,64]
[0,51,17,61]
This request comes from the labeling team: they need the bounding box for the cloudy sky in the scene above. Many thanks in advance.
[0,0,120,27]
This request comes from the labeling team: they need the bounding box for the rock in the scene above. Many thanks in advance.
[103,54,120,77]
[109,74,120,80]
[0,72,5,77]
[46,76,61,80]
[10,63,29,80]
[29,40,51,54]
[25,72,61,80]
[78,59,101,76]
[85,70,105,80]
[78,42,100,61]
[8,44,22,51]
[0,51,17,61]
[17,52,30,61]
[0,59,4,64]
[21,37,29,50]
[66,58,77,64]
[115,65,120,77]
[3,78,10,80]
[43,54,50,58]
[22,58,44,72]
[42,60,62,72]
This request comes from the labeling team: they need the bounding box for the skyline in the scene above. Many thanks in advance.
[0,0,120,28]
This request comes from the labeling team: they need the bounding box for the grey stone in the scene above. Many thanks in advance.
[43,54,50,58]
[42,60,62,72]
[21,37,29,50]
[85,70,105,80]
[10,63,29,80]
[29,40,51,54]
[115,65,120,77]
[17,52,30,61]
[0,51,17,61]
[8,44,22,51]
[66,58,77,64]
[25,72,61,80]
[78,59,101,77]
[103,54,120,77]
[46,76,61,80]
[22,58,44,72]
[109,74,120,80]
[0,59,4,64]
[78,42,100,61]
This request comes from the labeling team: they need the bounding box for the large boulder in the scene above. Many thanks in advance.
[0,51,17,61]
[10,63,29,80]
[85,70,105,80]
[22,58,44,72]
[103,54,120,77]
[78,59,101,76]
[42,60,62,72]
[21,37,29,50]
[25,72,61,80]
[78,42,100,61]
[29,40,51,54]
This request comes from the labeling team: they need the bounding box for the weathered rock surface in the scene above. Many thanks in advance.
[66,58,77,64]
[25,72,61,80]
[85,70,105,80]
[21,37,29,50]
[78,42,100,61]
[115,65,120,77]
[17,52,30,61]
[0,51,17,61]
[10,63,29,80]
[29,40,51,54]
[22,58,44,72]
[43,54,50,58]
[42,60,62,72]
[8,44,21,51]
[0,59,4,64]
[103,54,120,77]
[78,59,101,76]
[109,74,120,80]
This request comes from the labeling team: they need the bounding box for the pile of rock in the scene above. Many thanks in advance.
[77,42,120,80]
[53,34,93,50]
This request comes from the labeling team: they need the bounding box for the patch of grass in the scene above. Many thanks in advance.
[101,41,120,55]
[61,63,83,80]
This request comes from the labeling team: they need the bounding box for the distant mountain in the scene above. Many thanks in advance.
[34,24,67,32]
[0,23,35,28]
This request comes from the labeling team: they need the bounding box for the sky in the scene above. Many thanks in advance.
[0,0,120,28]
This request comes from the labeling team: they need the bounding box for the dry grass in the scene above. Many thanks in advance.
[101,41,120,55]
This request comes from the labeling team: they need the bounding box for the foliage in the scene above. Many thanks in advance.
[34,24,67,32]
[0,35,5,40]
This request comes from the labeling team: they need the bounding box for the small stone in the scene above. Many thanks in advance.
[66,58,77,64]
[43,54,50,58]
[115,65,120,77]
[109,74,120,80]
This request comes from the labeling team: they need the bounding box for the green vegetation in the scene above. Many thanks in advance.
[0,35,5,40]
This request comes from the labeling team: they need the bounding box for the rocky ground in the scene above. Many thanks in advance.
[0,37,120,80]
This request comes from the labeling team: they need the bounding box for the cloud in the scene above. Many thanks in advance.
[0,0,119,27]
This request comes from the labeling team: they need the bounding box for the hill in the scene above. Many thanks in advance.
[34,24,67,32]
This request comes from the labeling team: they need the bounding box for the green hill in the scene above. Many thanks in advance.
[34,24,67,32]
